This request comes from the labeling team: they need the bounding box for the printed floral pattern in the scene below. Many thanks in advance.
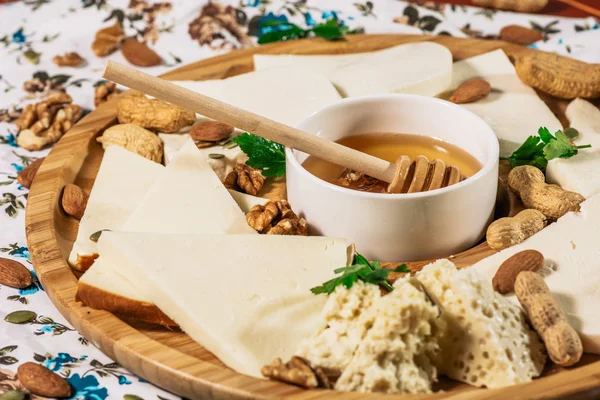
[0,0,598,398]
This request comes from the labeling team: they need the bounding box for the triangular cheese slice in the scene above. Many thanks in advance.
[451,50,562,157]
[97,231,348,378]
[68,146,164,270]
[254,43,453,97]
[122,139,255,234]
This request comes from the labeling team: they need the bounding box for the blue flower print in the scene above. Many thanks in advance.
[246,0,260,6]
[321,10,339,21]
[258,12,290,35]
[44,353,78,371]
[118,375,132,385]
[304,13,316,27]
[19,269,43,296]
[11,163,23,173]
[68,373,108,400]
[4,134,18,148]
[12,28,26,44]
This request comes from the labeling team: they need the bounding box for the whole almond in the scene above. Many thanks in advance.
[190,121,234,142]
[450,78,491,104]
[61,184,88,220]
[16,157,44,189]
[0,258,32,289]
[121,38,162,67]
[17,362,72,398]
[493,249,544,294]
[500,25,544,46]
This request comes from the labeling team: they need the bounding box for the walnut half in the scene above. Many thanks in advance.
[224,164,265,195]
[262,356,337,389]
[246,200,307,236]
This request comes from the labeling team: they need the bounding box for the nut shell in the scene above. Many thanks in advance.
[17,362,72,398]
[117,95,195,133]
[97,124,163,163]
[486,209,547,250]
[16,157,44,189]
[493,249,544,294]
[190,121,234,142]
[0,258,32,289]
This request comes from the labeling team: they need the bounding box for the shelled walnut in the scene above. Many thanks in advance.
[94,82,121,107]
[15,93,83,151]
[246,200,308,236]
[261,356,334,389]
[223,164,265,195]
[52,52,85,67]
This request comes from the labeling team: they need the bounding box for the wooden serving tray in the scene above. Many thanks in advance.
[25,34,600,399]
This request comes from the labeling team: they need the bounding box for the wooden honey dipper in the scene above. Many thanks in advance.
[103,61,462,194]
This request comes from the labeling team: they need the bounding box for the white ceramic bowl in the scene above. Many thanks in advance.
[286,94,499,262]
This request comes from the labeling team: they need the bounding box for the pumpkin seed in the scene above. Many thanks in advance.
[564,127,579,140]
[218,138,232,146]
[224,142,239,150]
[89,229,110,243]
[123,395,144,400]
[208,153,225,159]
[0,390,26,400]
[5,310,36,324]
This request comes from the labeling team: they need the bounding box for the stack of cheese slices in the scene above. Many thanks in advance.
[68,42,600,392]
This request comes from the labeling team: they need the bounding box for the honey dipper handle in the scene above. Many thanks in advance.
[103,61,396,183]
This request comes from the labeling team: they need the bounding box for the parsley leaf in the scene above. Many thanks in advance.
[506,127,591,170]
[233,132,286,177]
[310,253,410,295]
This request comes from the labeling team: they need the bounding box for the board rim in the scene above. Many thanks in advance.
[25,34,600,400]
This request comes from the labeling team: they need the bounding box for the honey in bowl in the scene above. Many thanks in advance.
[302,133,482,193]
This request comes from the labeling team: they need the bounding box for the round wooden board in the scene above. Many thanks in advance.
[26,34,600,399]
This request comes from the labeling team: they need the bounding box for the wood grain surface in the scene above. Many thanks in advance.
[25,34,600,400]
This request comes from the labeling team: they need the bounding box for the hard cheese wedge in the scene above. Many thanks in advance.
[122,139,255,235]
[67,146,163,271]
[451,50,562,157]
[254,42,452,97]
[472,192,600,353]
[77,141,268,324]
[173,67,341,127]
[546,98,600,198]
[97,231,348,378]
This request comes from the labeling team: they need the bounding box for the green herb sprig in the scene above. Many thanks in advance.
[310,253,410,295]
[233,132,286,177]
[258,19,353,45]
[505,127,591,170]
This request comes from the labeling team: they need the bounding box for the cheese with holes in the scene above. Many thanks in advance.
[416,259,546,388]
[159,133,247,180]
[122,139,255,234]
[472,192,600,354]
[334,277,441,394]
[254,43,452,97]
[451,50,562,157]
[173,67,341,126]
[96,231,349,378]
[67,146,163,269]
[297,280,382,371]
[546,98,600,198]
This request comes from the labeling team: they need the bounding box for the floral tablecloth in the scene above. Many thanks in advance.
[0,1,598,398]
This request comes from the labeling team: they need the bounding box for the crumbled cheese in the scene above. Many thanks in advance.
[416,260,546,389]
[335,277,441,394]
[296,280,381,371]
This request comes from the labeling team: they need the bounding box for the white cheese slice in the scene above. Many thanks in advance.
[159,133,247,180]
[96,231,348,378]
[546,98,600,198]
[172,67,341,127]
[67,146,164,269]
[254,42,452,97]
[472,192,600,354]
[416,260,546,388]
[451,50,563,157]
[77,257,175,326]
[122,139,255,235]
